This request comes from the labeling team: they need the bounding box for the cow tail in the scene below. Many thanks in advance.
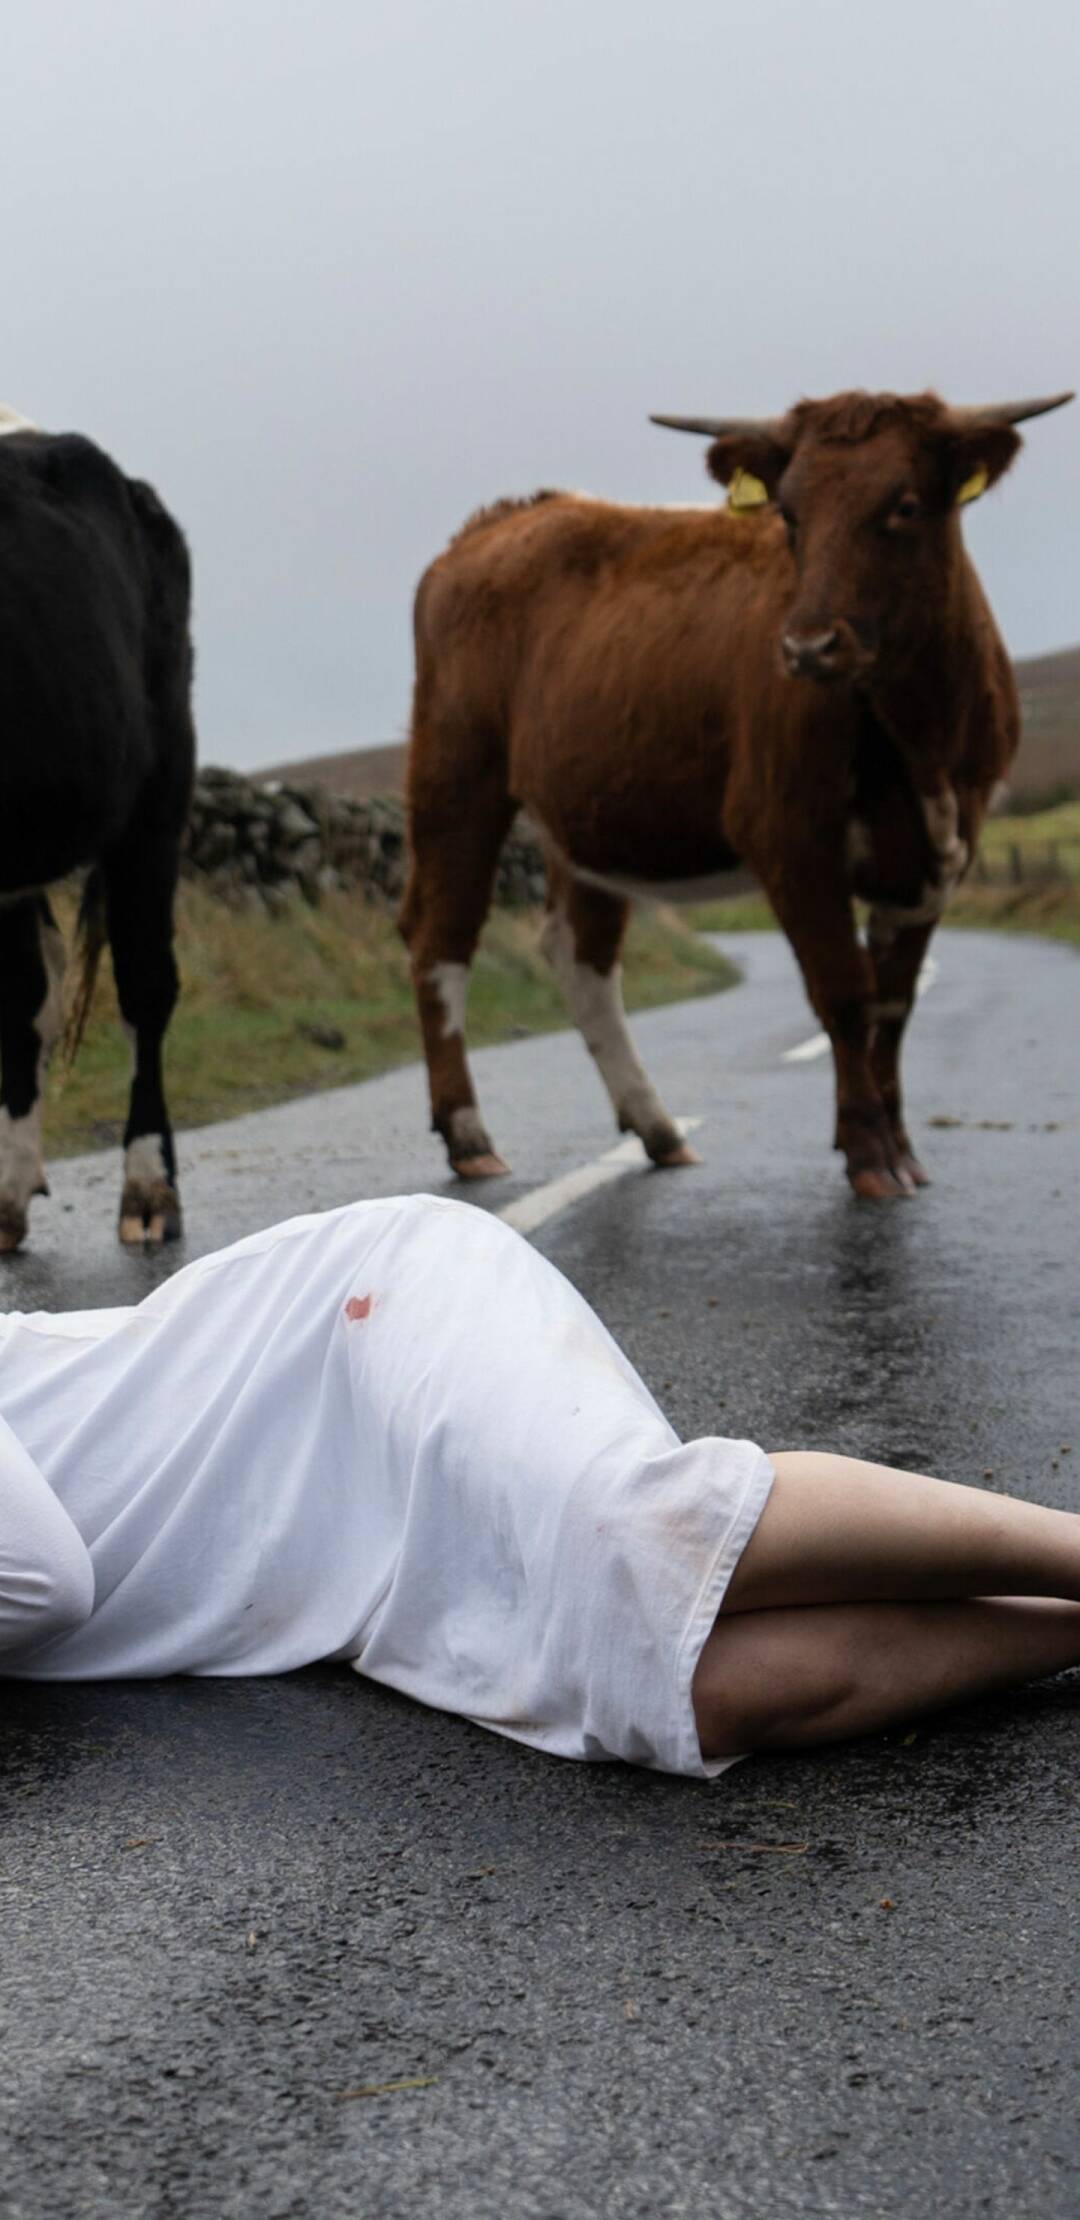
[60,867,108,1073]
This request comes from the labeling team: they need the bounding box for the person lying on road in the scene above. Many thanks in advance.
[2,1195,1079,1777]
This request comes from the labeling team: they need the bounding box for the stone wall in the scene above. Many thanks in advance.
[185,767,548,911]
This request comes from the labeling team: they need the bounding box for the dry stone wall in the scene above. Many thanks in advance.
[185,767,548,911]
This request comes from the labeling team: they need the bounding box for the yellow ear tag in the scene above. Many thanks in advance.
[956,462,989,507]
[727,467,770,512]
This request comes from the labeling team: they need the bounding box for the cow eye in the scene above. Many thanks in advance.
[886,492,921,529]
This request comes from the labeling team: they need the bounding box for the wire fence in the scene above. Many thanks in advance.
[972,840,1080,887]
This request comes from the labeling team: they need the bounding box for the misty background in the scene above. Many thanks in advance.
[2,0,1077,771]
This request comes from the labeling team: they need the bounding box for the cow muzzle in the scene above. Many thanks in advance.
[781,618,875,683]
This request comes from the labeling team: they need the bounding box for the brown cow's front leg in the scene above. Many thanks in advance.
[767,876,913,1199]
[867,910,937,1188]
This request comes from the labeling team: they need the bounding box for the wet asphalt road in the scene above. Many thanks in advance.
[4,927,1080,2219]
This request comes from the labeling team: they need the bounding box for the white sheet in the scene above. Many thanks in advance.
[0,1196,773,1775]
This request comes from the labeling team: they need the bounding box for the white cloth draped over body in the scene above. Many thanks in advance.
[0,1196,773,1777]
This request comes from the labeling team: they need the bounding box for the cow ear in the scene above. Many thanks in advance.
[706,433,789,506]
[945,423,1021,507]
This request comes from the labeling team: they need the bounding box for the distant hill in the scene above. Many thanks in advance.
[262,644,1080,809]
[263,737,409,799]
[1008,645,1080,806]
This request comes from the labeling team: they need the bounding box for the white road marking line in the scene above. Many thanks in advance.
[781,955,940,1064]
[782,1030,832,1066]
[497,1118,702,1237]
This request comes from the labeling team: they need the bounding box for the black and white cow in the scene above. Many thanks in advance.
[0,407,196,1250]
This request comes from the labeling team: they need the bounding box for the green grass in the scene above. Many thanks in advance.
[689,879,1080,947]
[945,881,1080,944]
[976,799,1080,882]
[686,807,1080,947]
[45,882,737,1158]
[981,799,1080,851]
[687,892,776,934]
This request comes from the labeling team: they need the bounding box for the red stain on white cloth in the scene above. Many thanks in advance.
[345,1294,373,1322]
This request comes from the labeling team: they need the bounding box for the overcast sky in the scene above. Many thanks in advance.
[3,0,1078,769]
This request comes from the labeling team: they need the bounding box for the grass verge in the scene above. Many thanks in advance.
[978,798,1080,869]
[689,882,1080,944]
[45,882,737,1159]
[688,808,1080,946]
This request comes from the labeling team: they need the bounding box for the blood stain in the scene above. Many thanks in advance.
[345,1294,373,1322]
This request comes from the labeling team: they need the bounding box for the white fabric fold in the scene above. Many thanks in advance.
[0,1197,772,1775]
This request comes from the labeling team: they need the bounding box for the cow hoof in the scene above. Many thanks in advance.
[0,1199,29,1253]
[451,1152,511,1180]
[653,1142,702,1168]
[118,1181,182,1246]
[897,1154,931,1188]
[850,1165,913,1201]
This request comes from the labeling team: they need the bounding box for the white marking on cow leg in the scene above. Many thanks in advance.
[921,782,969,886]
[0,1108,47,1248]
[845,817,875,876]
[868,883,949,953]
[448,1106,490,1157]
[783,957,938,1064]
[124,1134,168,1189]
[118,1135,180,1244]
[445,1102,507,1176]
[427,961,469,1039]
[539,907,685,1160]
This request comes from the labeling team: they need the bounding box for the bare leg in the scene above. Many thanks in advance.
[724,1452,1080,1612]
[694,1596,1080,1758]
[691,1451,1080,1760]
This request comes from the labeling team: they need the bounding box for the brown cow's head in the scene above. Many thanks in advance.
[651,389,1072,686]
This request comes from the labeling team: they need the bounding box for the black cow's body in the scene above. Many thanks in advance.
[0,423,196,1249]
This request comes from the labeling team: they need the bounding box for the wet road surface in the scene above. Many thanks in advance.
[4,929,1080,2218]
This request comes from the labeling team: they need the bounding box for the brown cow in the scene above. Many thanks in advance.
[400,387,1072,1198]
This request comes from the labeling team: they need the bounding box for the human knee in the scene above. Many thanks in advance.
[692,1613,857,1760]
[691,1627,787,1760]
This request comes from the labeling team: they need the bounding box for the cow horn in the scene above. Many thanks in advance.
[951,392,1075,430]
[649,413,786,442]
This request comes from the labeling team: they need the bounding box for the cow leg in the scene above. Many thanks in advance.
[867,909,937,1188]
[399,776,516,1176]
[539,867,696,1167]
[0,897,65,1252]
[104,835,183,1244]
[766,878,912,1199]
